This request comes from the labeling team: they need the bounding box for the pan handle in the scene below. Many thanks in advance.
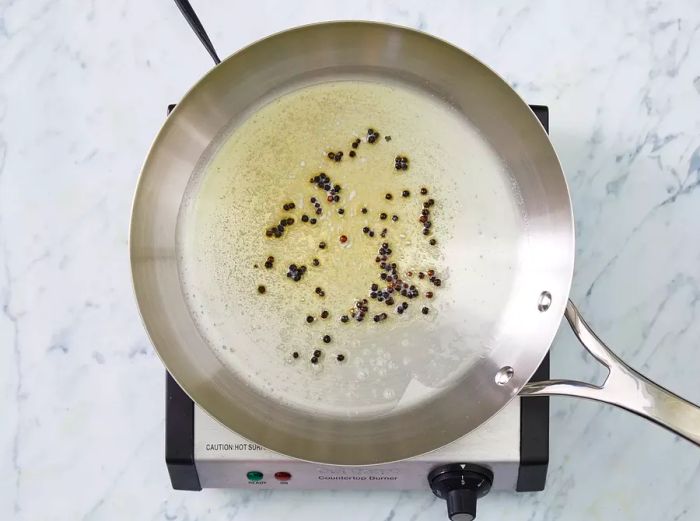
[520,300,700,447]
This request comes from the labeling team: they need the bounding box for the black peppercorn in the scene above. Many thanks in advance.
[323,335,331,343]
[336,354,345,362]
[306,315,314,323]
[385,193,393,200]
[319,241,326,249]
[340,315,349,323]
[349,150,356,157]
[321,310,329,319]
[420,187,428,195]
[361,207,368,214]
[311,356,319,364]
[312,258,320,266]
[391,215,398,222]
[402,190,410,197]
[338,208,345,215]
[429,238,437,245]
[327,152,334,159]
[313,349,322,357]
[257,285,266,294]
[310,218,317,224]
[292,351,299,359]
[380,213,387,220]
[394,155,409,171]
[301,214,309,222]
[422,307,429,315]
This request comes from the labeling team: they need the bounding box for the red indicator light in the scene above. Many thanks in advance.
[274,471,292,481]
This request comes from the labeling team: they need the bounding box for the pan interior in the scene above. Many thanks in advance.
[176,77,526,420]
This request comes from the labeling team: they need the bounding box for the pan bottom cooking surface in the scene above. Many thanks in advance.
[176,77,528,420]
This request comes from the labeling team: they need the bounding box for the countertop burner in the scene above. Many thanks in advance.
[164,102,551,517]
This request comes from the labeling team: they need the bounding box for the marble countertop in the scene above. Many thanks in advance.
[2,1,700,519]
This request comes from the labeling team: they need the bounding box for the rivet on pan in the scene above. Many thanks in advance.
[537,291,552,312]
[495,366,514,385]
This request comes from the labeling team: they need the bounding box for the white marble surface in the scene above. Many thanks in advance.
[2,0,700,519]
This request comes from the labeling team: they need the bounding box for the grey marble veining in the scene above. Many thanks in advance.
[1,1,699,520]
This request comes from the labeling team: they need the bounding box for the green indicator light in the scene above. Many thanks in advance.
[247,471,264,481]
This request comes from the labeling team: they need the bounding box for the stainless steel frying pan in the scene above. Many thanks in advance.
[130,13,700,466]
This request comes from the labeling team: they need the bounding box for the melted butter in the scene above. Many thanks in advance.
[177,80,524,417]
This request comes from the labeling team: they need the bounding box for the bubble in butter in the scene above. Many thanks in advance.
[177,79,524,418]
